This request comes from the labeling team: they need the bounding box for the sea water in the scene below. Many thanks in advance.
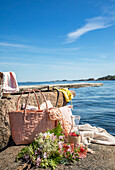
[18,81,115,136]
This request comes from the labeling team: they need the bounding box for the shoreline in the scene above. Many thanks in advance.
[18,75,115,84]
[18,79,114,85]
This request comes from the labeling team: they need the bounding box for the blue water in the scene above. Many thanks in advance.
[18,81,115,136]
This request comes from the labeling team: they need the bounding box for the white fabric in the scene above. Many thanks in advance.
[21,104,38,111]
[22,100,53,110]
[79,124,115,145]
[59,105,73,124]
[40,100,53,110]
[1,72,19,93]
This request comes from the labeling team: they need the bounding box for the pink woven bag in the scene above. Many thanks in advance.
[8,89,57,145]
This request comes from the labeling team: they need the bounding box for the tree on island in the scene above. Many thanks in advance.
[97,75,115,81]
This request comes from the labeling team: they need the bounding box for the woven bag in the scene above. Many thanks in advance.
[8,89,57,145]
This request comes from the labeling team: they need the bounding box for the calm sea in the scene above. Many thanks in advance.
[18,81,115,136]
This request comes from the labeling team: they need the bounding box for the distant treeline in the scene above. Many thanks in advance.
[58,75,115,82]
[19,75,115,84]
[96,75,115,81]
[77,75,115,81]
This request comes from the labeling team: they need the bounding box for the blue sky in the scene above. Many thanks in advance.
[0,0,115,82]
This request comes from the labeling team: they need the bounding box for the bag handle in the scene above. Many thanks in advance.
[17,89,48,111]
[17,89,40,110]
[31,89,49,111]
[53,88,60,107]
[24,89,40,111]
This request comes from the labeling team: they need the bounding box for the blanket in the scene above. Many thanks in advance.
[79,124,115,145]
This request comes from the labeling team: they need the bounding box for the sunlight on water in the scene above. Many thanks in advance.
[71,81,115,136]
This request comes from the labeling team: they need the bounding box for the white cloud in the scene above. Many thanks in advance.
[0,60,80,70]
[65,16,113,43]
[0,42,29,48]
[0,41,79,56]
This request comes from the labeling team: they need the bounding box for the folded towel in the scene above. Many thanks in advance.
[1,72,19,93]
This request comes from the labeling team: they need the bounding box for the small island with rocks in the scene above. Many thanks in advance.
[49,75,115,82]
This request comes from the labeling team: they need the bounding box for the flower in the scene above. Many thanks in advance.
[51,133,57,141]
[36,157,41,166]
[80,147,85,152]
[70,143,74,150]
[38,138,44,144]
[59,135,64,140]
[43,152,47,158]
[44,132,51,138]
[17,123,80,169]
[69,132,80,136]
[67,148,71,152]
[75,144,87,158]
[58,141,64,150]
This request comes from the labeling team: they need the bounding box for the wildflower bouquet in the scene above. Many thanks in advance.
[17,123,80,169]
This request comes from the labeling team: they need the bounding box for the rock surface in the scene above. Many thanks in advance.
[0,144,115,170]
[0,90,75,150]
[19,82,103,92]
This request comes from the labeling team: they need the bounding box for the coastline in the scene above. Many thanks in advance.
[18,75,115,85]
[18,79,114,86]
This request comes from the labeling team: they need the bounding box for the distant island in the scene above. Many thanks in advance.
[56,75,115,82]
[96,75,115,81]
[77,75,115,81]
[18,75,115,85]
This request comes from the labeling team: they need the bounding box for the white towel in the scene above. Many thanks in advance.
[1,72,19,93]
[40,100,53,110]
[79,124,115,145]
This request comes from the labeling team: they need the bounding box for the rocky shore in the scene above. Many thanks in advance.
[0,143,115,170]
[0,87,115,170]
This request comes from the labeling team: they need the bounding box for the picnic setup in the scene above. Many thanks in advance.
[0,72,115,169]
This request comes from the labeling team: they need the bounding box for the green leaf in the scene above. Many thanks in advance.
[17,147,29,160]
[49,159,57,169]
[60,158,68,165]
[48,122,64,138]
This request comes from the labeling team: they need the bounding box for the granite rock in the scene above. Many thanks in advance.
[0,144,115,170]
